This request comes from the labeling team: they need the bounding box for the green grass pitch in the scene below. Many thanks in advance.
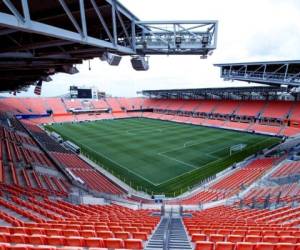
[46,118,280,196]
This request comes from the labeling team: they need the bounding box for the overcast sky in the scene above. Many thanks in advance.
[7,0,300,97]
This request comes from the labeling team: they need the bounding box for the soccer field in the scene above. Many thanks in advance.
[46,118,280,195]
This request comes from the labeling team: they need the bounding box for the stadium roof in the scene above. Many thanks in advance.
[214,60,300,87]
[141,86,288,100]
[0,0,218,92]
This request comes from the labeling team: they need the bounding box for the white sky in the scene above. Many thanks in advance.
[6,0,300,97]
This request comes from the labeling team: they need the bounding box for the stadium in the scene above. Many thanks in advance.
[0,0,299,250]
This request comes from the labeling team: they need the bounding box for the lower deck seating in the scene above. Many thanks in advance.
[51,152,125,195]
[185,205,300,250]
[0,190,159,250]
[169,158,277,205]
[270,161,300,179]
[242,183,300,205]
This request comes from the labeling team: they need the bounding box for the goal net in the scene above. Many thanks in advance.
[230,144,247,156]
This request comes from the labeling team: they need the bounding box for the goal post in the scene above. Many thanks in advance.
[230,144,247,156]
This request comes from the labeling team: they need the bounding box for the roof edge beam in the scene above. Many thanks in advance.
[58,0,83,36]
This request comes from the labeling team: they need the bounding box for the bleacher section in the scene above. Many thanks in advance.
[0,193,158,249]
[185,205,300,249]
[0,96,300,249]
[1,97,300,137]
[52,152,125,195]
[270,161,300,180]
[169,157,278,205]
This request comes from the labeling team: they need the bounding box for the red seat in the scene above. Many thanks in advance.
[63,230,80,237]
[96,231,114,239]
[263,236,279,243]
[124,239,143,249]
[8,234,26,244]
[132,232,148,241]
[7,244,33,250]
[210,234,225,242]
[227,235,244,243]
[139,227,152,234]
[192,234,207,242]
[219,229,232,235]
[84,237,104,247]
[124,227,138,233]
[236,242,255,250]
[195,241,214,250]
[256,242,275,250]
[65,236,84,247]
[280,236,297,243]
[245,235,262,243]
[79,230,96,237]
[46,235,66,245]
[26,235,46,245]
[104,238,124,248]
[276,243,296,250]
[114,231,131,239]
[216,242,235,250]
[27,228,45,235]
[45,229,61,236]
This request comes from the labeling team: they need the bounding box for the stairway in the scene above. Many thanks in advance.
[145,217,169,249]
[168,218,192,250]
[145,217,192,250]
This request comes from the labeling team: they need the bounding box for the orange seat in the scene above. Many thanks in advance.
[0,233,8,243]
[124,239,143,249]
[96,231,114,239]
[219,229,232,235]
[109,226,123,232]
[195,241,214,250]
[124,227,138,233]
[227,235,244,243]
[30,247,56,250]
[46,235,66,245]
[210,234,225,242]
[276,243,296,250]
[45,229,61,236]
[0,227,10,234]
[79,230,96,237]
[8,234,26,244]
[256,242,275,250]
[248,230,261,236]
[263,236,279,243]
[65,236,84,247]
[139,227,152,234]
[84,237,104,247]
[63,230,80,237]
[104,238,124,248]
[204,229,218,235]
[132,232,148,241]
[26,235,46,245]
[236,242,255,250]
[114,231,131,239]
[280,236,297,244]
[216,242,235,250]
[245,235,262,243]
[7,244,33,250]
[10,228,26,235]
[263,231,277,237]
[233,230,247,236]
[278,232,292,237]
[192,234,207,242]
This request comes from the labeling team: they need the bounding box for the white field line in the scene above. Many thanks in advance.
[157,152,198,169]
[157,136,274,186]
[82,144,158,186]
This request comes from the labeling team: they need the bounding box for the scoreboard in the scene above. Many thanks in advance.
[70,86,92,99]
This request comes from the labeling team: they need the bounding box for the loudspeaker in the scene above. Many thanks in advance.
[131,56,149,71]
[101,52,122,66]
